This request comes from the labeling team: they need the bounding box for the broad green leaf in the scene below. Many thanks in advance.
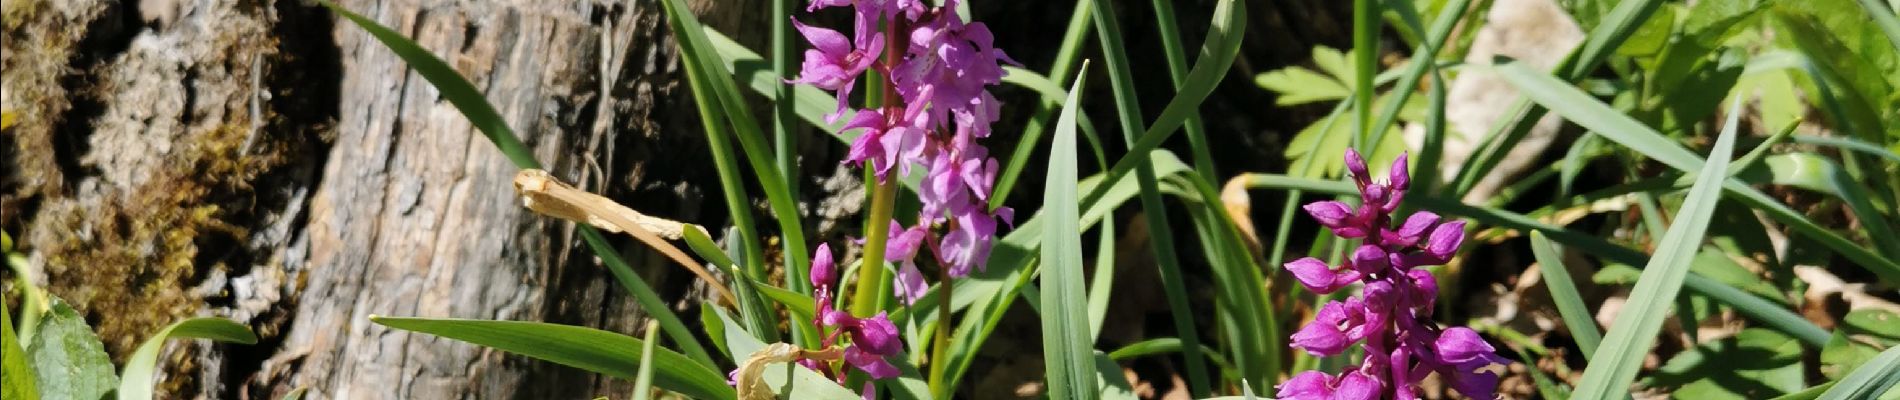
[1644,328,1805,398]
[1572,105,1738,400]
[29,299,116,400]
[1817,344,1900,400]
[1689,244,1784,301]
[1038,65,1097,400]
[1773,0,1897,143]
[2,293,38,400]
[1530,231,1602,358]
[1254,66,1349,105]
[1844,309,1900,341]
[1822,331,1883,380]
[119,317,258,400]
[712,310,857,399]
[370,316,733,400]
[1615,3,1677,56]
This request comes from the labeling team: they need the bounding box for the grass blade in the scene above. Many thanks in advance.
[1040,65,1098,400]
[1571,104,1738,400]
[1816,344,1900,400]
[632,320,661,400]
[1448,0,1664,197]
[1091,1,1221,392]
[992,0,1095,210]
[1489,60,1900,283]
[118,318,258,400]
[1530,231,1602,358]
[372,316,734,400]
[1149,0,1217,179]
[659,0,813,304]
[322,1,718,365]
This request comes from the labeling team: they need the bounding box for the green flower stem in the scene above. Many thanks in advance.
[850,179,898,317]
[928,265,954,396]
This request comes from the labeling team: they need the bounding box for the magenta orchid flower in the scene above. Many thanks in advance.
[1276,150,1509,400]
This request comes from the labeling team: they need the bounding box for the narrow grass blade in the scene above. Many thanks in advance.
[1816,344,1900,400]
[1106,338,1236,372]
[1571,108,1738,400]
[323,1,717,365]
[1490,60,1900,283]
[118,318,259,400]
[1148,0,1217,179]
[1040,66,1098,400]
[632,320,661,400]
[992,0,1096,210]
[1091,1,1223,391]
[371,316,734,400]
[1530,231,1602,357]
[1448,0,1664,197]
[1084,0,1246,210]
[1366,0,1473,150]
[659,0,812,301]
[317,0,535,168]
[1,295,38,400]
[1351,0,1381,151]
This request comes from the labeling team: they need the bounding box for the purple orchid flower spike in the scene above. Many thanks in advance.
[1278,151,1508,400]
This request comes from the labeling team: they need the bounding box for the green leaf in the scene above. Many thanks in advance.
[632,320,661,400]
[1615,3,1676,57]
[1844,309,1900,341]
[1094,352,1136,400]
[30,299,116,400]
[1490,60,1900,284]
[118,317,257,400]
[1254,66,1350,105]
[1039,64,1097,400]
[279,387,306,400]
[2,292,38,400]
[1530,231,1602,358]
[370,316,733,400]
[658,0,812,307]
[1817,343,1900,400]
[1644,328,1805,398]
[753,280,817,324]
[1775,0,1899,144]
[712,310,857,399]
[1571,102,1739,400]
[1822,331,1883,380]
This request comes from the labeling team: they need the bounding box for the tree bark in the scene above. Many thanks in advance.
[3,0,771,398]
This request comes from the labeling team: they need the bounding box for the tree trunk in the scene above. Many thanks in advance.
[2,0,774,398]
